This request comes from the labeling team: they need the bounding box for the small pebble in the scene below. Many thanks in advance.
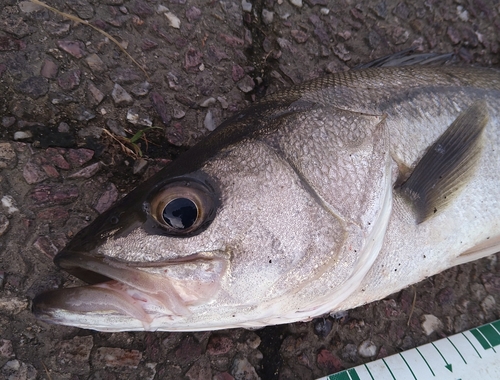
[217,97,228,109]
[0,142,16,168]
[358,340,377,358]
[1,360,37,380]
[94,183,118,213]
[242,0,252,12]
[85,53,107,73]
[58,122,70,133]
[1,116,15,128]
[94,347,142,368]
[13,131,32,140]
[131,81,152,97]
[69,162,101,179]
[165,12,181,29]
[480,294,496,314]
[0,339,14,358]
[33,236,59,258]
[0,214,9,236]
[231,357,259,380]
[1,196,19,215]
[127,108,152,127]
[40,59,59,78]
[237,75,255,93]
[289,0,303,7]
[57,69,81,91]
[57,40,86,58]
[262,9,274,25]
[200,97,216,107]
[133,158,148,174]
[421,314,443,335]
[106,119,127,137]
[173,109,186,119]
[88,82,105,105]
[204,110,216,131]
[112,83,134,106]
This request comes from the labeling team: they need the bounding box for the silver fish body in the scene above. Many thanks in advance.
[33,65,500,331]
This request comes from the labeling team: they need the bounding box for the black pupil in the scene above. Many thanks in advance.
[163,198,198,229]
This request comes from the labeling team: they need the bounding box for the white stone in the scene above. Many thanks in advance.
[204,110,216,131]
[421,314,443,336]
[1,195,19,215]
[13,131,32,140]
[242,0,252,12]
[262,9,274,24]
[289,0,303,7]
[358,340,377,358]
[165,12,181,29]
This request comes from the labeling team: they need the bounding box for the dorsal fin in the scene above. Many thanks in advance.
[400,101,489,223]
[355,49,454,69]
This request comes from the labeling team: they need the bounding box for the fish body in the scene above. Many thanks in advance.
[34,65,500,331]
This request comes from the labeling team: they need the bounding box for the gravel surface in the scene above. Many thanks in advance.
[1,0,500,379]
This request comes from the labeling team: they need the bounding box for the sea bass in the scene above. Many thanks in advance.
[34,64,500,332]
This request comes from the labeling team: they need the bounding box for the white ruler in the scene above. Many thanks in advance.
[318,319,500,380]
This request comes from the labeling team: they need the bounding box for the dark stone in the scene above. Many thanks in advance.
[40,59,59,78]
[57,40,86,58]
[17,76,49,99]
[316,349,343,373]
[94,183,118,214]
[131,1,154,17]
[109,68,142,84]
[0,36,26,51]
[185,47,203,72]
[150,91,171,126]
[67,148,94,167]
[175,336,202,366]
[186,6,202,22]
[141,38,158,51]
[29,184,79,206]
[57,69,81,91]
[36,207,69,221]
[0,15,33,38]
[66,0,95,19]
[207,335,234,356]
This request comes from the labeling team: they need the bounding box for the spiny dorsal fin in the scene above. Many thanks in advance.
[400,101,489,223]
[355,49,454,69]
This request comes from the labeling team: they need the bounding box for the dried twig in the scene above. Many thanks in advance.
[407,287,417,326]
[30,0,149,79]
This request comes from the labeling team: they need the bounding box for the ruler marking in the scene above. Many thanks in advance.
[447,337,467,364]
[363,364,375,380]
[476,327,497,353]
[431,342,452,371]
[461,332,482,358]
[490,323,500,344]
[398,352,417,380]
[348,368,360,380]
[479,324,500,347]
[471,328,492,350]
[415,347,435,376]
[381,358,396,380]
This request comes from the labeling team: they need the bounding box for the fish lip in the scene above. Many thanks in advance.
[36,247,230,329]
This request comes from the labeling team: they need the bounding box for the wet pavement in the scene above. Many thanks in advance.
[0,0,500,379]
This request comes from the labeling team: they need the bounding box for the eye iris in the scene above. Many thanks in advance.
[162,198,197,229]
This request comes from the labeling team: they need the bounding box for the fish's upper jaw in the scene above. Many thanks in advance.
[34,250,230,331]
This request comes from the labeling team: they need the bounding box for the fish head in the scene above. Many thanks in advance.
[33,92,394,331]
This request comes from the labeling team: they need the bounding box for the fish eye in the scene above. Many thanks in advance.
[162,198,197,229]
[149,179,217,236]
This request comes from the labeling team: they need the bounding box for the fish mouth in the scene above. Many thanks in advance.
[33,250,229,331]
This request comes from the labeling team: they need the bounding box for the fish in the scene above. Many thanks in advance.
[33,56,500,332]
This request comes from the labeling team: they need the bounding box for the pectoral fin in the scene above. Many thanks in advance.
[400,101,488,223]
